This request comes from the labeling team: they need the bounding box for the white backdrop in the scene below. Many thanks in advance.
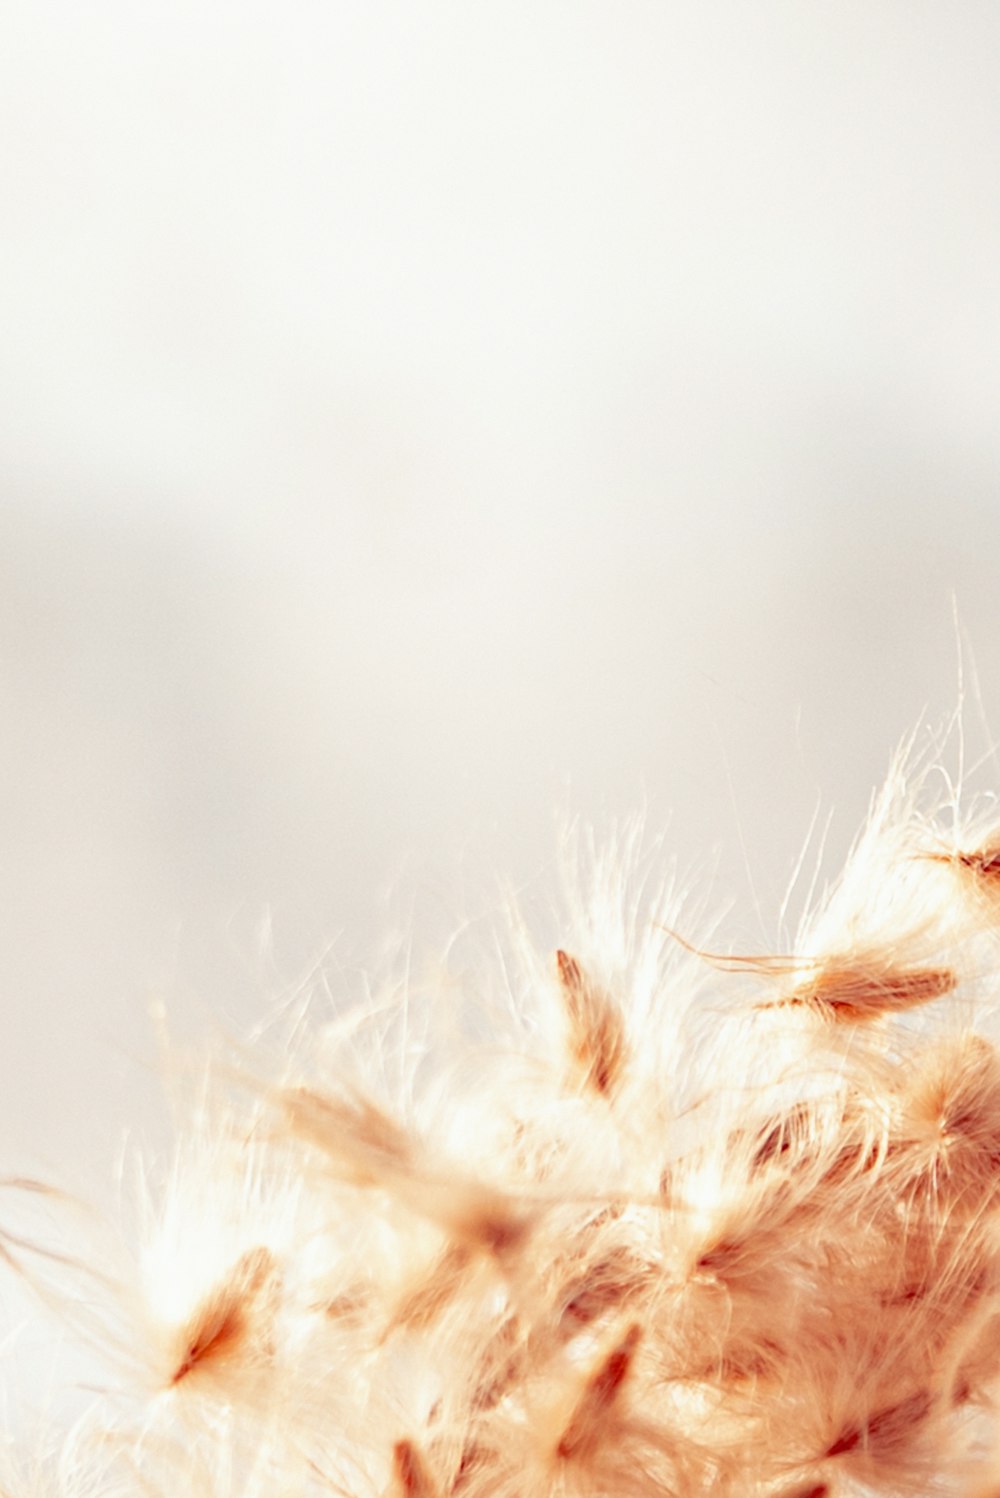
[3,0,1000,1342]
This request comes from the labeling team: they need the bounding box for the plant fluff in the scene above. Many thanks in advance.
[11,756,1000,1496]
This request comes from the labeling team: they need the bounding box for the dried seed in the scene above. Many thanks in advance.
[390,1244,471,1334]
[782,963,956,1021]
[556,949,627,1098]
[170,1245,277,1386]
[557,1323,641,1460]
[282,1086,414,1185]
[661,928,955,1021]
[926,846,1000,880]
[393,1440,440,1498]
[825,1389,931,1459]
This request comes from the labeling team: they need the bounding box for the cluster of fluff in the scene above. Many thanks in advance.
[12,756,1000,1496]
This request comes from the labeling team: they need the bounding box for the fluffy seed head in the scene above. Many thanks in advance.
[15,746,1000,1496]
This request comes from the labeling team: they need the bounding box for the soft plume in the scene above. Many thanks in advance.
[10,749,1000,1496]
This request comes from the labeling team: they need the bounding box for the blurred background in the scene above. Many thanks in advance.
[2,0,1000,1320]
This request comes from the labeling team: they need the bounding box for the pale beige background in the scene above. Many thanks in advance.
[2,1,1000,1296]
